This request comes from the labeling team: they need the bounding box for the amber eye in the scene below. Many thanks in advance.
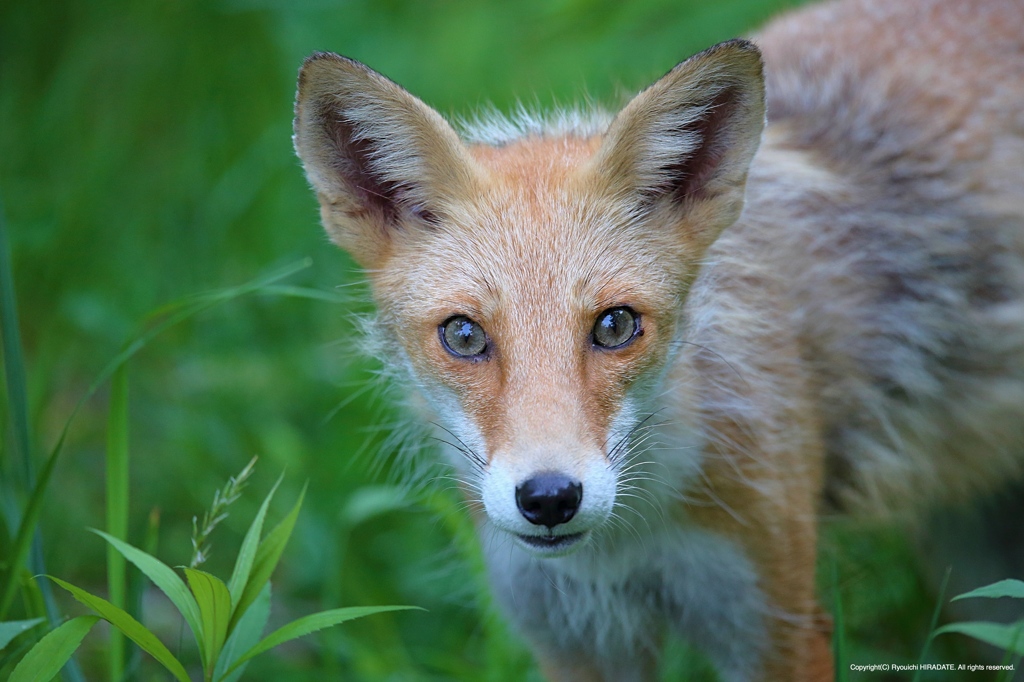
[593,307,640,349]
[440,316,488,358]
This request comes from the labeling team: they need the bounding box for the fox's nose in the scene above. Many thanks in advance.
[516,473,583,528]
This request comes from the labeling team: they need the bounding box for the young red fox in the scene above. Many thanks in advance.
[293,0,1024,679]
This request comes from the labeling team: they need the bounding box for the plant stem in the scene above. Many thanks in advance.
[107,366,130,682]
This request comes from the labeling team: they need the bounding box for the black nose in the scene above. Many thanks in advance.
[515,473,583,528]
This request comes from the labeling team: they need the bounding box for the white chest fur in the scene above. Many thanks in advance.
[482,522,769,681]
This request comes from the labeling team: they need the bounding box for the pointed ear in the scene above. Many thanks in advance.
[590,39,765,251]
[293,53,481,268]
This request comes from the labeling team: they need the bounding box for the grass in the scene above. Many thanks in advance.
[8,454,419,682]
[105,365,129,682]
[2,0,1022,679]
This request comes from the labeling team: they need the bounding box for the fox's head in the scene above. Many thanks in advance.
[294,42,765,556]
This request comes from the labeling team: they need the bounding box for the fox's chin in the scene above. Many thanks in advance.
[513,530,591,557]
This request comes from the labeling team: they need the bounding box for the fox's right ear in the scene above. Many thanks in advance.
[293,53,481,268]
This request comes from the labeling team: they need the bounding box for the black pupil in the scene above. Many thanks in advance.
[596,308,635,347]
[446,318,484,356]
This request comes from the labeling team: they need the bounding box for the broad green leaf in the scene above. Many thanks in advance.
[0,618,45,651]
[91,529,204,660]
[48,577,190,682]
[228,484,306,634]
[9,616,99,682]
[214,583,271,682]
[227,473,282,610]
[225,605,422,676]
[935,620,1024,655]
[184,568,232,673]
[952,579,1024,602]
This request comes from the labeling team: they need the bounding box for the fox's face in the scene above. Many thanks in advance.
[294,43,765,555]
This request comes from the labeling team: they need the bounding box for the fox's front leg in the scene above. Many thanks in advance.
[685,430,834,682]
[654,504,832,682]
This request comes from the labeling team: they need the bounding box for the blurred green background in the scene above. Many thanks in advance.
[0,0,1002,679]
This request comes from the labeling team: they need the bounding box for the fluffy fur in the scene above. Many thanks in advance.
[293,0,1024,679]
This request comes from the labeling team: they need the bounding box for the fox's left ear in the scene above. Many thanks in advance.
[590,39,766,251]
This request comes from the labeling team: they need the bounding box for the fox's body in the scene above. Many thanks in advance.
[293,0,1024,679]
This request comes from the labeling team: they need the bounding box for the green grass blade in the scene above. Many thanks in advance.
[0,259,311,621]
[0,629,39,677]
[0,210,28,513]
[90,529,204,661]
[0,205,33,494]
[224,606,422,677]
[0,618,45,652]
[912,566,951,682]
[340,486,410,529]
[85,259,311,406]
[13,572,46,624]
[47,577,190,682]
[9,616,99,682]
[0,494,16,554]
[0,207,74,682]
[227,483,306,635]
[952,579,1024,601]
[934,620,1024,655]
[184,569,232,678]
[831,557,847,682]
[255,284,350,304]
[213,583,270,682]
[105,366,129,682]
[0,432,68,620]
[226,473,282,612]
[125,508,161,678]
[996,628,1022,682]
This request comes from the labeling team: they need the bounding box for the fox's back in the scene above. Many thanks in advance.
[759,0,1024,202]
[711,0,1024,512]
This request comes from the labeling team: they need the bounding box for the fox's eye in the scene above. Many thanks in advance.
[593,307,640,349]
[440,315,488,358]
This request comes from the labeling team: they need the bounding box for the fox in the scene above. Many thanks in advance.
[292,0,1024,679]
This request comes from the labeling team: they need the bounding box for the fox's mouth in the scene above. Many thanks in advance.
[515,531,588,555]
